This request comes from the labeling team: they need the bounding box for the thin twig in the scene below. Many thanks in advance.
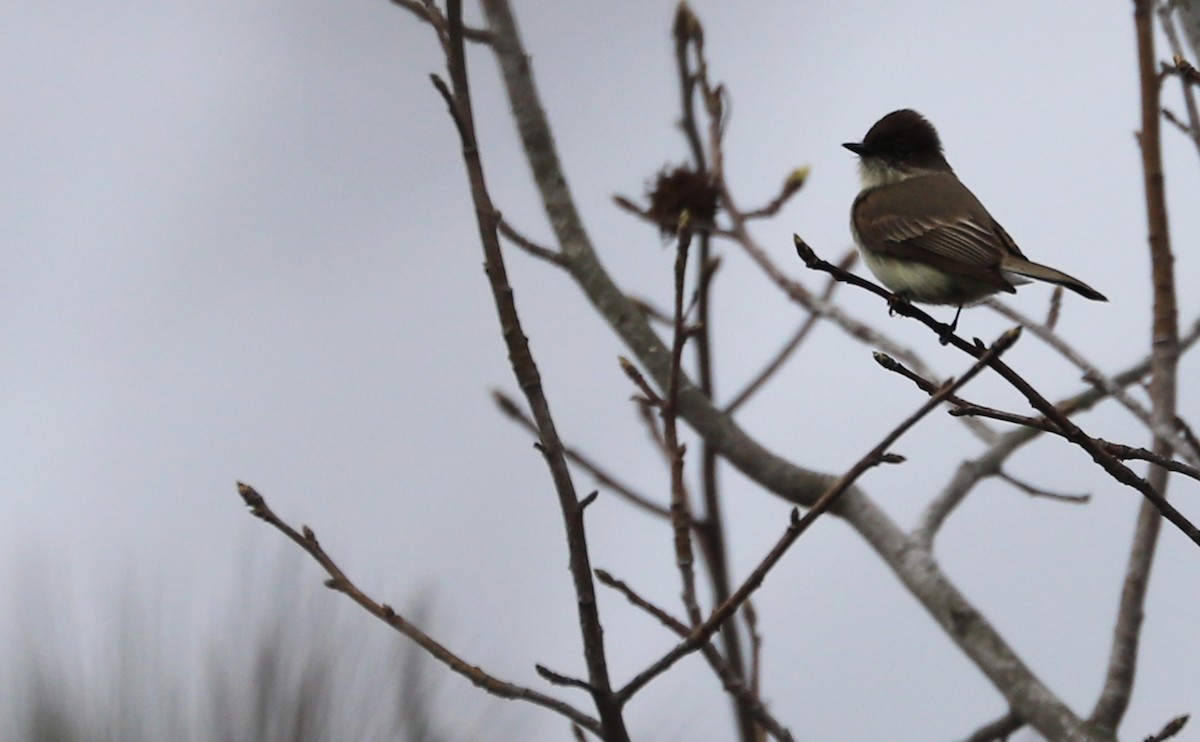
[741,168,809,220]
[389,0,494,43]
[948,404,1061,433]
[536,665,593,691]
[1097,439,1200,482]
[743,599,762,703]
[634,392,670,455]
[612,194,655,222]
[1177,413,1200,454]
[997,471,1091,504]
[497,214,564,265]
[236,483,601,733]
[664,227,704,627]
[1159,1,1200,154]
[596,569,687,631]
[873,349,1060,431]
[491,390,673,520]
[620,356,664,406]
[725,250,857,413]
[873,351,974,406]
[957,710,1024,742]
[1144,713,1190,742]
[672,1,707,171]
[1045,286,1063,330]
[594,570,795,741]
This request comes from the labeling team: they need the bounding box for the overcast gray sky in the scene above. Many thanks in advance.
[2,2,1198,740]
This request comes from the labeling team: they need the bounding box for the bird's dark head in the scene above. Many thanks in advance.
[843,110,950,181]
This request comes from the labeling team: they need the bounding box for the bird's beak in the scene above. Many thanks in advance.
[842,141,870,156]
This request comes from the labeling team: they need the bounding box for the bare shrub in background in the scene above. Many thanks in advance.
[5,559,508,742]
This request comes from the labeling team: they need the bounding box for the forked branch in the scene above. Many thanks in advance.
[794,234,1200,548]
[236,482,601,734]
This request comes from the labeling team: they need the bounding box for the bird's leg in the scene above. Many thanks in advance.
[938,305,963,345]
[886,292,911,317]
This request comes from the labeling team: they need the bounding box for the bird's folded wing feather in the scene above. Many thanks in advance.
[852,174,1019,288]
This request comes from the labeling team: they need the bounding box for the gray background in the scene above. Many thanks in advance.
[2,2,1197,740]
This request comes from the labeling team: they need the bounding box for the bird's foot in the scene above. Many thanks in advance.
[886,292,912,317]
[937,306,963,346]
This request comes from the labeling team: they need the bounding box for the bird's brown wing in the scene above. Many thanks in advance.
[852,173,1017,290]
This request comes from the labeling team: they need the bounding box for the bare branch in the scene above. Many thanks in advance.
[742,168,810,220]
[725,250,857,413]
[742,599,762,697]
[596,569,687,631]
[672,0,707,171]
[872,351,992,414]
[1177,413,1200,455]
[1092,3,1182,731]
[536,665,593,692]
[997,471,1091,504]
[948,403,1061,433]
[1159,1,1200,155]
[617,328,1021,703]
[389,0,494,43]
[956,710,1024,742]
[663,227,704,627]
[796,234,1200,548]
[491,390,673,520]
[633,391,670,457]
[1097,439,1200,482]
[1144,714,1190,742]
[666,13,760,736]
[723,201,978,444]
[442,3,628,735]
[594,570,795,741]
[1045,285,1063,330]
[619,356,664,406]
[987,298,1198,465]
[914,346,1176,544]
[236,482,601,733]
[875,334,1070,434]
[612,194,655,222]
[795,235,956,337]
[497,214,564,265]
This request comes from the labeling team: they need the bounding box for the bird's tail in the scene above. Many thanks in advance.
[1002,256,1108,301]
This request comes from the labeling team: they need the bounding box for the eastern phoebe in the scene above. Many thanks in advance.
[844,110,1106,327]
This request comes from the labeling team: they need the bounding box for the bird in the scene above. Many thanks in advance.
[843,109,1106,332]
